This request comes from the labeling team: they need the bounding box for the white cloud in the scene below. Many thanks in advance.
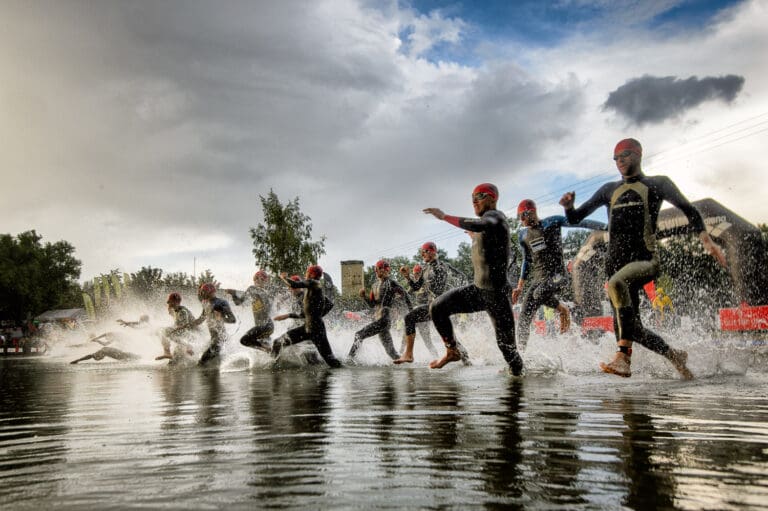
[1,0,765,291]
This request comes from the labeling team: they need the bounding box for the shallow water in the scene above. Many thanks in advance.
[2,342,768,510]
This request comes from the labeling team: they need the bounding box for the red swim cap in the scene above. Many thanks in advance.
[306,265,323,280]
[166,292,182,305]
[517,199,536,218]
[413,264,422,273]
[253,270,269,282]
[472,183,498,200]
[375,259,390,270]
[421,241,437,253]
[614,138,642,157]
[198,283,216,299]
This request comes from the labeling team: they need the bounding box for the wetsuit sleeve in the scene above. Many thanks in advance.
[191,309,207,327]
[213,300,237,324]
[451,213,501,233]
[285,278,310,289]
[518,232,531,281]
[548,214,608,230]
[231,289,246,306]
[571,219,608,230]
[431,263,448,296]
[659,176,706,233]
[407,275,424,292]
[565,183,612,224]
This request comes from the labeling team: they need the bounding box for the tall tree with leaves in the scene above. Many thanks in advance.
[128,266,164,300]
[0,230,82,322]
[249,190,326,276]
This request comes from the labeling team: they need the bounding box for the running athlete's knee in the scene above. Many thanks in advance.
[606,277,630,307]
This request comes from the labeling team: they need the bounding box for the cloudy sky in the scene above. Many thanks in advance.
[2,0,767,288]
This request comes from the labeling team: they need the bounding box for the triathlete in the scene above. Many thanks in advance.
[156,292,197,360]
[349,259,412,362]
[229,270,275,352]
[560,138,726,379]
[191,283,237,366]
[424,183,523,375]
[394,242,446,363]
[271,265,342,368]
[512,199,606,348]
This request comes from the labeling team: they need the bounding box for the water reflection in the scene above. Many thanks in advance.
[618,397,676,510]
[479,379,524,509]
[1,361,767,510]
[246,369,333,503]
[0,359,71,503]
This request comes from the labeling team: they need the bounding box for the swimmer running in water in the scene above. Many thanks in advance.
[512,199,606,349]
[424,183,523,375]
[271,265,342,368]
[560,138,726,379]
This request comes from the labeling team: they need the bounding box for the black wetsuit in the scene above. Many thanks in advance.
[235,285,275,350]
[565,173,706,354]
[272,277,341,368]
[403,259,448,357]
[350,277,412,360]
[197,297,236,365]
[517,216,605,344]
[431,209,523,374]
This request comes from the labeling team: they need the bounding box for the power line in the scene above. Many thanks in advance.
[363,111,768,262]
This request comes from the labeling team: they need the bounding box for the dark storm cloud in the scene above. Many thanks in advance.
[603,74,745,125]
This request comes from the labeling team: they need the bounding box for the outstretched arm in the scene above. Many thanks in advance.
[700,231,727,267]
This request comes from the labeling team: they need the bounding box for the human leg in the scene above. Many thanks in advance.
[484,289,523,376]
[349,318,387,360]
[429,286,483,369]
[602,259,658,377]
[309,323,342,368]
[395,306,429,363]
[240,321,275,352]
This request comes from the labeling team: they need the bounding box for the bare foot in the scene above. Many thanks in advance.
[393,356,413,365]
[429,347,462,369]
[666,349,694,380]
[599,352,632,377]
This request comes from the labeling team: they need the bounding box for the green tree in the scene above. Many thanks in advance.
[249,190,326,276]
[127,266,164,299]
[162,272,197,294]
[447,241,474,281]
[0,230,82,322]
[196,269,219,288]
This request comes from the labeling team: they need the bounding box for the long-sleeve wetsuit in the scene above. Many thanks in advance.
[403,259,448,357]
[271,277,341,368]
[517,215,606,344]
[161,305,197,354]
[431,209,523,374]
[235,285,276,350]
[564,173,706,354]
[350,277,412,360]
[195,297,236,365]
